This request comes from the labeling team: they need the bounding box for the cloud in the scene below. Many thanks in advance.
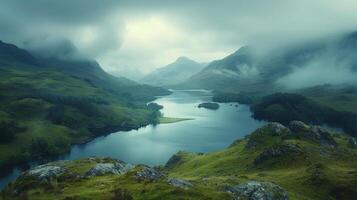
[0,0,357,79]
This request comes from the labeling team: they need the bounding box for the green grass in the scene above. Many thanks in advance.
[159,117,194,124]
[0,66,163,170]
[2,124,357,200]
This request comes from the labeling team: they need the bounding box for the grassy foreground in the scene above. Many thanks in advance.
[2,122,356,200]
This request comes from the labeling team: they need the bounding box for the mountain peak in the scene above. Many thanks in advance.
[175,56,193,63]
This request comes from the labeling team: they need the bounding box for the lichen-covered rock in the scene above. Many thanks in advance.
[268,122,290,135]
[348,137,357,148]
[228,181,288,200]
[307,126,337,147]
[288,121,310,132]
[245,123,290,149]
[86,162,134,176]
[134,166,165,181]
[254,143,302,166]
[167,178,193,189]
[27,163,67,181]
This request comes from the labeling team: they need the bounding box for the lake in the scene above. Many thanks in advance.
[0,90,265,189]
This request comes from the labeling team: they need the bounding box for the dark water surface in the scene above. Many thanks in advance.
[0,90,265,189]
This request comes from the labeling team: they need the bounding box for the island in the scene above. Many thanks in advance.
[198,102,220,110]
[159,117,194,124]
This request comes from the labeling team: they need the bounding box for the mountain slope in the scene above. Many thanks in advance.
[142,56,205,87]
[2,122,357,200]
[180,31,357,93]
[0,40,170,172]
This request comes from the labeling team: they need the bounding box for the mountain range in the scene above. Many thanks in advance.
[177,31,357,93]
[141,56,205,87]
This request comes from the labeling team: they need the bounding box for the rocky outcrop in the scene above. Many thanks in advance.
[288,120,310,132]
[228,181,288,200]
[165,153,183,169]
[268,122,291,136]
[26,162,68,181]
[86,162,134,176]
[167,178,193,189]
[134,166,165,182]
[303,126,337,147]
[245,123,290,149]
[348,137,357,148]
[254,143,303,166]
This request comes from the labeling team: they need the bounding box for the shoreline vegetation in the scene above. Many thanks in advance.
[212,89,357,138]
[159,117,194,124]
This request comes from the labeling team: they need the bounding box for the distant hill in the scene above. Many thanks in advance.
[179,31,357,93]
[0,40,170,171]
[142,56,205,87]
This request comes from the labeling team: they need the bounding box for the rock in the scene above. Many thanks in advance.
[167,178,193,189]
[268,122,290,136]
[245,123,290,149]
[134,166,165,181]
[86,162,134,176]
[307,126,337,147]
[165,153,183,169]
[254,143,302,166]
[229,181,288,200]
[27,163,67,181]
[348,137,357,148]
[288,121,310,132]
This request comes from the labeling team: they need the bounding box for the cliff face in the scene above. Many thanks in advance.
[2,122,357,200]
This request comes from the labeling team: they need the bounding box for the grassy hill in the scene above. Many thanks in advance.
[2,122,356,199]
[0,40,170,173]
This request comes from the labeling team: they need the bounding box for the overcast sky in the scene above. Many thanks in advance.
[1,0,357,78]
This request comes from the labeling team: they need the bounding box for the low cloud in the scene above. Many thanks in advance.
[0,0,357,78]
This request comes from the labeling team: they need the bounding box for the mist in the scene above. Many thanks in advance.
[0,0,357,80]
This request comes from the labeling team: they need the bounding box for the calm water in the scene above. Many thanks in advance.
[0,90,265,189]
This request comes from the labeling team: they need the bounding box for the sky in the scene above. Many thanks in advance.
[1,0,357,80]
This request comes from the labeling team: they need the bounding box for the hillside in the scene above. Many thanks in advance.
[0,40,170,173]
[142,57,205,87]
[2,122,357,199]
[179,31,357,93]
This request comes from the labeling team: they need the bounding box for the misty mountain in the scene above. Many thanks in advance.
[181,31,357,93]
[141,56,205,87]
[0,40,169,101]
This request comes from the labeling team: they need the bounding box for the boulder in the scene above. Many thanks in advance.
[348,137,357,148]
[86,162,134,176]
[27,163,67,181]
[254,143,302,166]
[288,121,310,132]
[134,166,165,181]
[268,122,290,135]
[167,178,193,189]
[228,181,288,200]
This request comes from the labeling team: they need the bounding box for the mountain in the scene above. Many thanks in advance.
[141,56,205,87]
[180,31,357,93]
[3,122,357,199]
[0,40,170,171]
[180,46,263,92]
